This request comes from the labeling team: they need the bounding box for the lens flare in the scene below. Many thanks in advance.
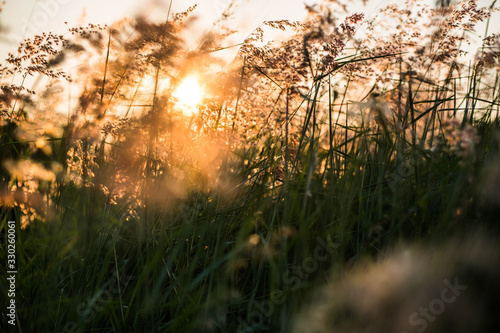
[174,76,203,115]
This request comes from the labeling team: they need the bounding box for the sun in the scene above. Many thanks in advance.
[174,76,203,115]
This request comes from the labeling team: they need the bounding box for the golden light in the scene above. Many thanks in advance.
[174,76,203,115]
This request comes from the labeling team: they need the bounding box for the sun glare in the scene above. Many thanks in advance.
[174,76,203,114]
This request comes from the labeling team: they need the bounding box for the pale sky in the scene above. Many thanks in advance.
[1,0,499,61]
[0,0,312,59]
[1,0,498,117]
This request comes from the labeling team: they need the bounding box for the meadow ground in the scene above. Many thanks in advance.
[1,0,500,332]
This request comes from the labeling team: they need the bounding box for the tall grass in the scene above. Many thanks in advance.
[1,0,500,332]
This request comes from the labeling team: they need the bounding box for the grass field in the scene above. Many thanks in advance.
[1,0,500,332]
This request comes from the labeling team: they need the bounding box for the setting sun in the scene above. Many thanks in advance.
[174,76,203,114]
